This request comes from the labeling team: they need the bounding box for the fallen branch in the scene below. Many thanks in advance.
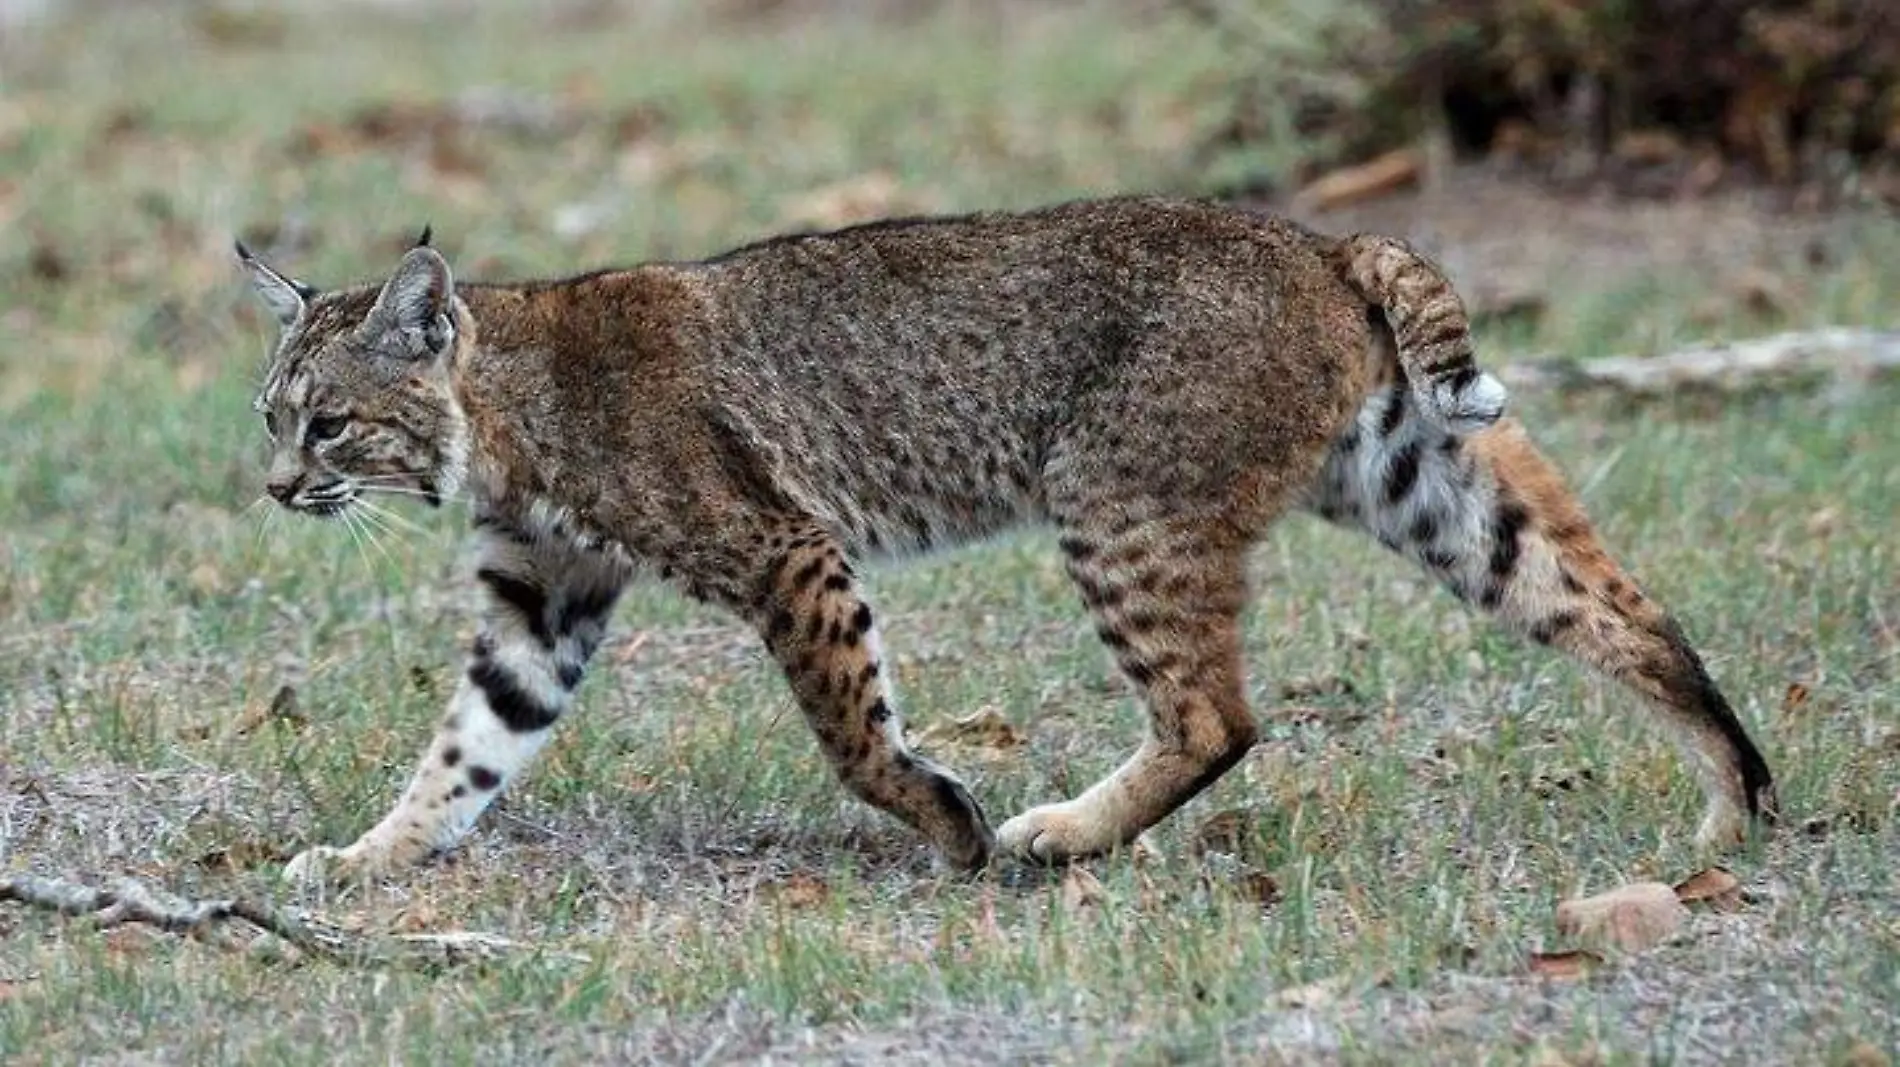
[0,873,567,967]
[1499,328,1900,396]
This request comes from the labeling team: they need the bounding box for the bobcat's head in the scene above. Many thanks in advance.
[238,238,470,517]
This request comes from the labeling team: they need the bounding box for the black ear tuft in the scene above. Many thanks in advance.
[414,224,433,249]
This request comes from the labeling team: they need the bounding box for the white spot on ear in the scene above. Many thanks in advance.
[241,256,307,327]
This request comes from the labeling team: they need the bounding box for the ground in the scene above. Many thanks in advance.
[0,2,1896,1064]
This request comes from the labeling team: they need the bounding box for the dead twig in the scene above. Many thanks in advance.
[1501,328,1900,396]
[0,873,573,967]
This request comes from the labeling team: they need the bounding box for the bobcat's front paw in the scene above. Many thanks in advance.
[283,845,347,886]
[282,843,382,886]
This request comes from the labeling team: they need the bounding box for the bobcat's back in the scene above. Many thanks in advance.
[618,197,1383,557]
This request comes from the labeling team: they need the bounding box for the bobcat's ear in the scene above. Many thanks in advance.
[235,241,313,328]
[365,246,455,358]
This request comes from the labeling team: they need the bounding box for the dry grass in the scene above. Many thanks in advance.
[1,2,1896,1064]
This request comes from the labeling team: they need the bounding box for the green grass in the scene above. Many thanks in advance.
[2,3,1898,1064]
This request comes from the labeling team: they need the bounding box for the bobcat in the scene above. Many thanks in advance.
[236,196,1775,882]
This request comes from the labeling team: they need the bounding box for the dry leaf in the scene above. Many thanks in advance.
[1555,882,1688,953]
[1274,974,1346,1008]
[194,839,286,872]
[1060,866,1106,913]
[613,630,651,666]
[1781,681,1812,714]
[1672,867,1743,911]
[1840,1039,1892,1067]
[393,901,439,933]
[1233,868,1281,907]
[1276,674,1357,700]
[913,706,1025,752]
[1527,949,1605,980]
[1191,809,1252,856]
[227,684,306,738]
[768,872,830,910]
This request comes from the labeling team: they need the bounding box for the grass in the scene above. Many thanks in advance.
[1,2,1897,1063]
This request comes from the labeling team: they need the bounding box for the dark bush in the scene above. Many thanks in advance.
[1190,0,1900,194]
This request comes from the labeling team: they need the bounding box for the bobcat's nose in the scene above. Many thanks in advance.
[266,472,303,504]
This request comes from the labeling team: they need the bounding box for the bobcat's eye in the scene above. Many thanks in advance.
[305,414,349,445]
[263,411,280,440]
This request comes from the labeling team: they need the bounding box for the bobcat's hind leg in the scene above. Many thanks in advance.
[746,520,994,870]
[998,519,1258,864]
[1309,405,1775,847]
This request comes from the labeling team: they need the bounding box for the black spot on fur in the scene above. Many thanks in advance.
[1123,659,1156,686]
[556,659,585,690]
[1058,535,1096,561]
[1383,441,1422,505]
[869,699,893,724]
[555,583,620,638]
[478,568,551,646]
[1421,548,1458,571]
[468,765,501,791]
[1488,499,1529,580]
[469,657,560,733]
[792,557,825,592]
[1096,626,1131,651]
[1378,389,1407,436]
[452,784,468,799]
[442,746,461,767]
[824,572,851,591]
[1529,610,1579,645]
[1409,512,1440,545]
[1560,569,1586,594]
[852,602,873,634]
[765,607,794,647]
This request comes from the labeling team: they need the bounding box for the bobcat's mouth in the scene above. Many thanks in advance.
[287,479,356,520]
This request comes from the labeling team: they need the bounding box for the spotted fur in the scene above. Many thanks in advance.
[238,195,1772,883]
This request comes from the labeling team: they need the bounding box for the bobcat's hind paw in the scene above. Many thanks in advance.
[997,802,1116,865]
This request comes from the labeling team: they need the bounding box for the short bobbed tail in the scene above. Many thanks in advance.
[1333,234,1507,435]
